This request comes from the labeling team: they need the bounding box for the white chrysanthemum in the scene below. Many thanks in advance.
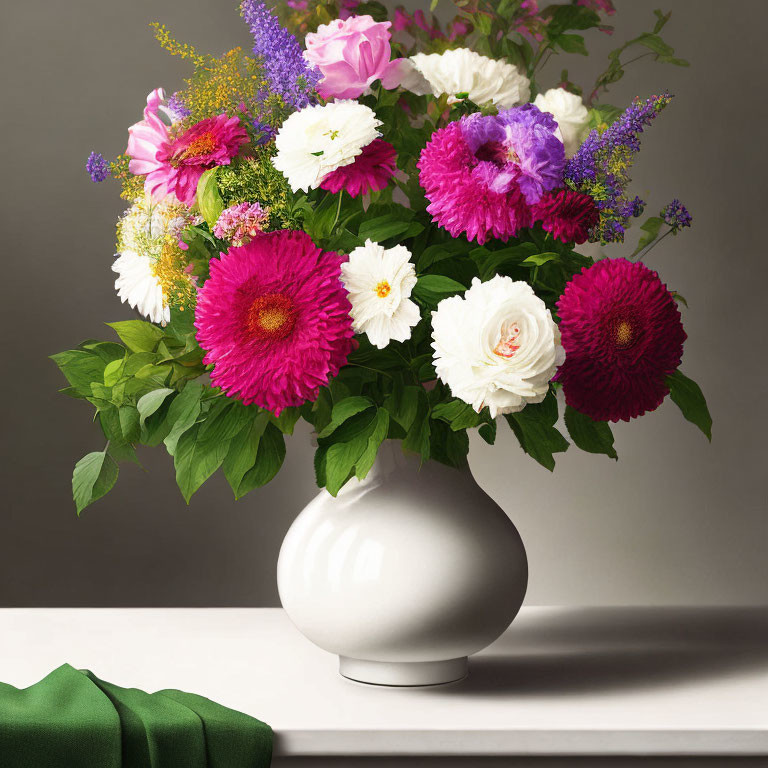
[112,249,169,325]
[112,195,197,325]
[533,88,590,158]
[431,276,564,418]
[272,101,382,192]
[397,48,530,109]
[340,239,420,349]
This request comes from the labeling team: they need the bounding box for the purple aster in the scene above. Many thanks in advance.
[565,93,672,243]
[251,119,277,145]
[661,199,692,232]
[460,104,565,205]
[85,151,109,182]
[240,0,320,110]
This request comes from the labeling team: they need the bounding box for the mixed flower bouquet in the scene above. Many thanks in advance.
[58,0,711,513]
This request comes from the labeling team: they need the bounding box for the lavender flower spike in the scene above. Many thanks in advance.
[661,199,692,232]
[86,152,109,183]
[240,0,320,110]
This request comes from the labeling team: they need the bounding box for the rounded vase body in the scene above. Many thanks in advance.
[277,440,528,686]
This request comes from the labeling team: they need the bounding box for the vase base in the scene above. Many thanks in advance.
[339,655,468,687]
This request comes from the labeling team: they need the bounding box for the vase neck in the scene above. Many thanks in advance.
[366,440,471,483]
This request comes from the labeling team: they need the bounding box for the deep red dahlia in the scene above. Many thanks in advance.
[532,188,599,244]
[319,138,397,197]
[556,258,686,422]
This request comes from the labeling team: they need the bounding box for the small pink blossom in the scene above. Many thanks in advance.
[304,14,402,99]
[213,202,270,246]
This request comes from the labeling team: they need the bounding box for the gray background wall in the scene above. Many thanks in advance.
[1,0,765,607]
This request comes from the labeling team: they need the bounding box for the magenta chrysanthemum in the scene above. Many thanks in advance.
[127,91,248,206]
[194,230,355,414]
[556,258,686,422]
[417,105,564,244]
[532,188,599,244]
[213,202,270,245]
[319,139,397,197]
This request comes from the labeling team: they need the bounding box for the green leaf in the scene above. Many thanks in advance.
[174,424,231,503]
[505,393,569,471]
[666,370,712,441]
[72,451,119,515]
[548,5,601,35]
[478,420,497,445]
[358,214,417,243]
[235,423,286,496]
[402,387,431,461]
[137,388,175,426]
[103,358,126,387]
[354,408,390,480]
[270,407,301,435]
[553,33,588,56]
[163,382,204,455]
[412,275,465,306]
[383,385,422,433]
[51,350,107,395]
[522,252,560,266]
[118,406,141,443]
[431,400,482,431]
[317,396,374,438]
[223,413,271,496]
[198,401,254,445]
[564,406,618,459]
[197,167,224,227]
[107,321,164,353]
[631,216,665,256]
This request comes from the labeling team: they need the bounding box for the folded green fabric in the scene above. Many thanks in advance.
[0,664,272,768]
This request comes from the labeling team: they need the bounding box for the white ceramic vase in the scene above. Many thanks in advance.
[277,440,528,686]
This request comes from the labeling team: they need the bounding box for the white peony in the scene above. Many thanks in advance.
[431,276,564,418]
[272,101,382,192]
[340,239,420,349]
[395,48,530,109]
[113,250,169,325]
[533,88,590,158]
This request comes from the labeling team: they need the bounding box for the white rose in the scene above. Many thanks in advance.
[431,276,564,418]
[533,87,590,158]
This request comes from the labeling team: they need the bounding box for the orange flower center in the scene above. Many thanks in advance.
[247,294,296,340]
[374,280,391,298]
[173,131,218,164]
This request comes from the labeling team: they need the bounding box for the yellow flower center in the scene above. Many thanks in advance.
[614,320,633,348]
[172,131,218,165]
[247,294,296,340]
[374,280,391,299]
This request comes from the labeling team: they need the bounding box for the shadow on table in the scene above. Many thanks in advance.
[430,607,768,697]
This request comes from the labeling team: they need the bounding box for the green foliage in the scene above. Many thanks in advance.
[505,391,569,470]
[72,451,119,516]
[196,168,224,228]
[666,370,712,441]
[564,406,618,460]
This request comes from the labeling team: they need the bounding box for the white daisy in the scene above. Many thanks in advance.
[431,276,564,418]
[396,48,530,109]
[533,88,590,158]
[113,249,169,325]
[340,239,420,349]
[272,101,382,192]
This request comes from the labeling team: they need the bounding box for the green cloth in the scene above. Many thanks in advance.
[0,664,272,768]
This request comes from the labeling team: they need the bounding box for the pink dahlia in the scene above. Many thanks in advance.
[194,230,355,414]
[213,202,270,246]
[319,139,397,197]
[532,188,599,244]
[417,106,564,244]
[556,258,686,422]
[127,90,248,206]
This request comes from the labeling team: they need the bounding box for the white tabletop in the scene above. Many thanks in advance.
[1,606,766,757]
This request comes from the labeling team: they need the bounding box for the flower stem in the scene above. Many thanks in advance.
[637,227,673,261]
[331,192,343,231]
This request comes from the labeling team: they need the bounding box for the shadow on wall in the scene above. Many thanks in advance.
[423,607,768,697]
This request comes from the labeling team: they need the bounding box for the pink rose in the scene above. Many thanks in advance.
[304,14,401,100]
